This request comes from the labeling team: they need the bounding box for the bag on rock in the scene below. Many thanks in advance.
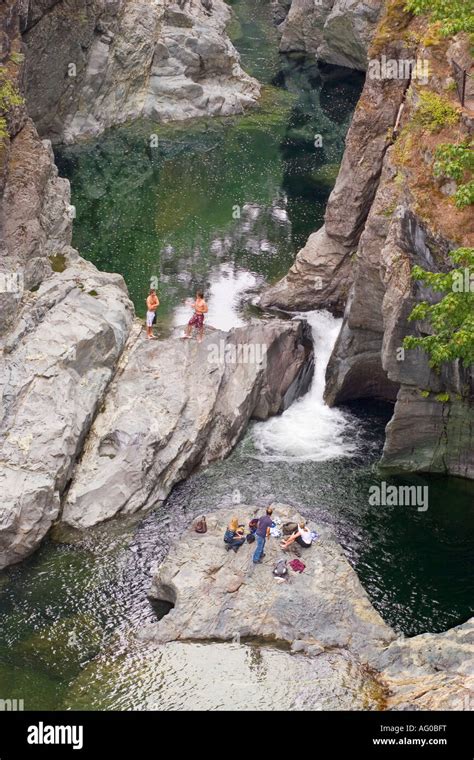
[273,559,288,578]
[246,533,255,543]
[289,558,305,573]
[194,516,207,534]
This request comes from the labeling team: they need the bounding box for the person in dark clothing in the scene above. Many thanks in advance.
[224,517,245,553]
[253,507,273,564]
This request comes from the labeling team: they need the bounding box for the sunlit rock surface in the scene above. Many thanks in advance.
[62,322,313,529]
[145,505,473,710]
[0,1,134,568]
[22,0,260,143]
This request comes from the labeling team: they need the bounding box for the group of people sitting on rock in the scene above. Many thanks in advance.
[224,507,314,564]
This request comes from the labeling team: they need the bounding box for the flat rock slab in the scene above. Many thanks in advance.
[147,505,395,664]
[146,505,473,710]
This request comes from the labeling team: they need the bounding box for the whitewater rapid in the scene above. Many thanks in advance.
[252,310,358,462]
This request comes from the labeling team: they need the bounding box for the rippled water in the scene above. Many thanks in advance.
[63,641,384,711]
[55,10,363,326]
[1,414,472,709]
[0,0,472,711]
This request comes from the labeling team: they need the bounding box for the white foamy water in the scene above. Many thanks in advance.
[253,310,358,462]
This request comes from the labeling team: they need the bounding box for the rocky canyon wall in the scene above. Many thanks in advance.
[22,0,260,143]
[0,0,135,568]
[277,0,384,70]
[0,1,303,569]
[262,0,474,478]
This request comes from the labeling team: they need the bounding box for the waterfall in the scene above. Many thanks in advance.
[252,310,358,462]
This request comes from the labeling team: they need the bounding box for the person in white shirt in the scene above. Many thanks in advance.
[280,521,312,550]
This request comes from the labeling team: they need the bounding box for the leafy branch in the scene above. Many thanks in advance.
[405,0,474,36]
[434,141,474,208]
[403,248,474,369]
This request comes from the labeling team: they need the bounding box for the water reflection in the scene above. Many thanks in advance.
[63,641,384,711]
[173,264,261,331]
[55,59,363,323]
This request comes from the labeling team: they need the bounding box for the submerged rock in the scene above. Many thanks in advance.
[64,638,386,710]
[12,612,104,681]
[61,322,313,529]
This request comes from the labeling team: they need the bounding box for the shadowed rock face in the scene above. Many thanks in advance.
[262,3,474,479]
[259,61,409,315]
[0,1,135,569]
[324,143,474,477]
[378,204,474,478]
[146,505,473,710]
[380,384,474,478]
[22,0,260,143]
[278,0,383,71]
[61,320,313,529]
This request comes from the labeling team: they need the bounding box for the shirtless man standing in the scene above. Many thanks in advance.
[146,288,159,340]
[182,290,208,342]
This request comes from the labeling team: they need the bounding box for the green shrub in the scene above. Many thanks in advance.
[434,141,474,181]
[434,141,474,208]
[455,180,474,209]
[413,91,459,132]
[0,66,23,141]
[9,52,25,65]
[405,0,474,36]
[403,247,474,369]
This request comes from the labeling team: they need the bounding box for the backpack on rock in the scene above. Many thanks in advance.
[273,559,288,579]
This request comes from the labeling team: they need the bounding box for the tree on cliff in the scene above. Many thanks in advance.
[403,247,474,370]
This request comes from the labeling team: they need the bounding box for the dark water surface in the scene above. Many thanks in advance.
[0,0,472,711]
[55,3,363,325]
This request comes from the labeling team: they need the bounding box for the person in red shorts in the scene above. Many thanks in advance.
[181,290,208,342]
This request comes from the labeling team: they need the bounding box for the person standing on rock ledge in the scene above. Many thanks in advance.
[181,290,208,343]
[253,507,273,564]
[146,287,159,340]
